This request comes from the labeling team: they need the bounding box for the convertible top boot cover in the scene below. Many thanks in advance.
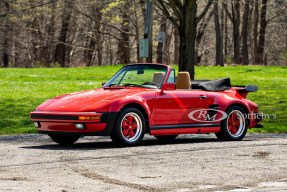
[199,78,231,91]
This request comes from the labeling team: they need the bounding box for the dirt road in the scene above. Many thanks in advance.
[0,134,286,192]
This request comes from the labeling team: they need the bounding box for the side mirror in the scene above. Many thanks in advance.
[102,82,106,86]
[161,83,176,91]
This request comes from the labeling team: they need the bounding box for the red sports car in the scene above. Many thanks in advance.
[30,64,263,146]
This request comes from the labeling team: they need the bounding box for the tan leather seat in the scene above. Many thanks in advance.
[152,72,165,86]
[176,72,191,89]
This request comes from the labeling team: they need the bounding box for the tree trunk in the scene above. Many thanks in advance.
[178,0,197,80]
[213,1,224,66]
[241,0,250,65]
[84,37,96,67]
[174,28,180,65]
[84,6,102,67]
[232,0,241,64]
[133,0,142,63]
[256,0,268,64]
[117,2,130,64]
[163,27,173,64]
[196,9,213,64]
[44,0,57,67]
[54,0,73,67]
[2,1,10,67]
[95,8,103,66]
[253,0,259,64]
[156,17,166,63]
[224,2,229,57]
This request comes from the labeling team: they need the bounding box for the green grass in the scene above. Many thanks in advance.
[0,65,286,135]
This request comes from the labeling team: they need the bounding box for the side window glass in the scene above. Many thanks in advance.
[167,69,175,83]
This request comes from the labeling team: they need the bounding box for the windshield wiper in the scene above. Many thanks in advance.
[123,83,142,87]
[105,84,118,87]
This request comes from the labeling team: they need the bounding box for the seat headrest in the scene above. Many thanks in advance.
[176,72,191,89]
[152,72,165,86]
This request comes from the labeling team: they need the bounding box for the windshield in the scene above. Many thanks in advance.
[104,64,168,89]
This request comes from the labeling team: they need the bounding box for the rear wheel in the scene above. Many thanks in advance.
[111,108,146,146]
[215,105,247,141]
[49,134,80,145]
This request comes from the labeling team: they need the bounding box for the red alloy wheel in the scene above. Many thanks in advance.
[227,110,245,137]
[120,112,142,142]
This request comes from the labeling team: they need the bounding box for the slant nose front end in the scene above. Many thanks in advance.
[30,111,110,135]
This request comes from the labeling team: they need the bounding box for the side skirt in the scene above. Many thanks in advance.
[150,124,221,135]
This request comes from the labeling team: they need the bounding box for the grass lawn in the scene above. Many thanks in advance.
[0,65,286,135]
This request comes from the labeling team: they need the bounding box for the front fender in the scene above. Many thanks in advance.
[108,92,156,119]
[109,98,151,116]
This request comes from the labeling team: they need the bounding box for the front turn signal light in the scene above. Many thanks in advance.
[78,116,101,121]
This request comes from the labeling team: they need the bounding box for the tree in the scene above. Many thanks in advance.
[1,0,10,67]
[155,0,213,79]
[241,0,250,65]
[255,0,268,64]
[213,0,224,66]
[117,1,131,64]
[54,0,74,67]
[254,0,287,64]
[83,3,103,66]
[196,8,213,64]
[232,0,241,64]
[156,15,166,63]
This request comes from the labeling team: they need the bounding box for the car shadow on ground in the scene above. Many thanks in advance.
[21,136,248,151]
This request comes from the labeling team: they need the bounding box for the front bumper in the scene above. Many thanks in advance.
[30,111,118,136]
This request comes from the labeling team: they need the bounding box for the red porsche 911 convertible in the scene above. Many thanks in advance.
[30,64,263,146]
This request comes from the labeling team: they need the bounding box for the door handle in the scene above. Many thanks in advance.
[198,95,207,99]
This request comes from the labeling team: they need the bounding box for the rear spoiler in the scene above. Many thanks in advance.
[234,85,258,98]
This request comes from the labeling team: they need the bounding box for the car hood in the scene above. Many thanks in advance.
[36,88,152,112]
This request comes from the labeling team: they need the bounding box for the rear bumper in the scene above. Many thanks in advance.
[254,123,264,128]
[249,112,264,129]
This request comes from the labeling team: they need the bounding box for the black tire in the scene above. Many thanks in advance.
[215,105,248,141]
[49,134,80,145]
[154,135,178,141]
[111,108,146,146]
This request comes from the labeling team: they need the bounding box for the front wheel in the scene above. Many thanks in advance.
[49,134,80,145]
[111,108,146,146]
[215,105,248,141]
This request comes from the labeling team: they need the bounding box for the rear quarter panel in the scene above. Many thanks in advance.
[207,89,251,113]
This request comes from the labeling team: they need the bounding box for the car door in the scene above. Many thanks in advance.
[154,90,212,126]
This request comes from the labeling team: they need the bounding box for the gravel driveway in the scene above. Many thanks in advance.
[0,133,286,192]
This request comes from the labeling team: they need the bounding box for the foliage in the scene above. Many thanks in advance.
[0,65,286,135]
[1,0,286,68]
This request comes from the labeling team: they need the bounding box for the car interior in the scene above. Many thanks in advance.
[152,71,231,91]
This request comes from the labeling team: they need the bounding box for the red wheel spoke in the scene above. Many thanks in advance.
[232,113,237,122]
[127,116,133,124]
[129,129,135,137]
[122,128,129,137]
[228,124,233,131]
[122,120,129,128]
[131,122,137,129]
[232,126,237,134]
[234,121,241,127]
